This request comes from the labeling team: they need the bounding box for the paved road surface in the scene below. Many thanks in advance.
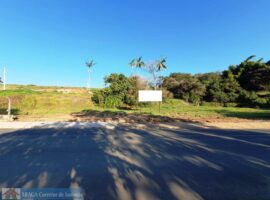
[0,123,269,200]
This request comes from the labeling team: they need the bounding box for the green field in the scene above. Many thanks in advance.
[0,84,269,121]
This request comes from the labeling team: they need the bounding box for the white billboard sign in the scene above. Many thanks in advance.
[138,90,162,102]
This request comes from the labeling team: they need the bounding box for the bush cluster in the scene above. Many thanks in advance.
[162,56,270,107]
[93,56,270,108]
[92,74,147,108]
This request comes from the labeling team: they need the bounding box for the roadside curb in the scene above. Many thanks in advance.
[0,121,117,130]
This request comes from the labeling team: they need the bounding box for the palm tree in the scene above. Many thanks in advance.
[135,57,145,68]
[151,58,167,89]
[244,55,256,62]
[129,58,136,75]
[156,58,167,71]
[129,58,136,68]
[257,58,263,63]
[85,60,95,90]
[129,57,167,89]
[129,57,145,76]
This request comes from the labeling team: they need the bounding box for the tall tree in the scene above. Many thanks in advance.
[85,60,95,90]
[156,58,167,71]
[163,73,205,104]
[143,58,167,90]
[129,57,145,76]
[129,58,136,69]
[134,57,145,68]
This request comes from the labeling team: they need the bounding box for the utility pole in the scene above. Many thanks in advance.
[3,67,6,90]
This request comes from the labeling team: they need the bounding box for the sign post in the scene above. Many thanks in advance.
[138,90,162,113]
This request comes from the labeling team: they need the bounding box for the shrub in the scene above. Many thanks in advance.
[124,94,137,106]
[237,90,268,108]
[162,73,206,104]
[92,90,105,105]
[162,89,173,99]
[104,95,122,108]
[93,74,148,108]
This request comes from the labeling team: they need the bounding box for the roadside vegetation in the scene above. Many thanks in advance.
[93,55,270,110]
[0,56,269,121]
[0,85,269,121]
[163,55,270,108]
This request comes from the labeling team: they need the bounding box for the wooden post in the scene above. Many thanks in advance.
[6,97,11,116]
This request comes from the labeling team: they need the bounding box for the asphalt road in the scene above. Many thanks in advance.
[0,123,269,200]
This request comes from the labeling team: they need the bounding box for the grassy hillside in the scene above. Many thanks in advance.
[0,84,269,121]
[0,85,93,119]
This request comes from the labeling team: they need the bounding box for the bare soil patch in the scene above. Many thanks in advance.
[12,109,270,130]
[70,110,270,130]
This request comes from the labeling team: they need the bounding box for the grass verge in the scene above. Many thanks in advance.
[0,85,269,121]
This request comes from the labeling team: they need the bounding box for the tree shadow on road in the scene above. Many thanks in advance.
[71,108,270,124]
[0,123,270,200]
[71,109,190,123]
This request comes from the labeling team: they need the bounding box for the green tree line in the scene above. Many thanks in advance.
[92,56,270,108]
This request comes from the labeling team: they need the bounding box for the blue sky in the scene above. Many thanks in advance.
[0,0,269,87]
